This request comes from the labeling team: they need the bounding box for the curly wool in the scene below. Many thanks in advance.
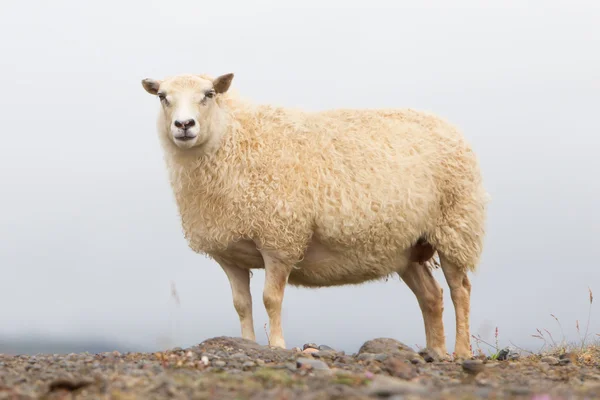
[159,82,489,272]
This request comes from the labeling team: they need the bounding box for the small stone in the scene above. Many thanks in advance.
[242,361,255,368]
[200,356,209,366]
[559,352,576,364]
[363,375,427,396]
[357,353,376,362]
[303,343,319,350]
[497,347,520,361]
[230,352,249,360]
[541,356,559,365]
[302,348,319,355]
[418,348,436,363]
[255,359,265,366]
[318,345,335,351]
[213,360,226,368]
[384,357,418,380]
[358,338,415,356]
[462,359,485,375]
[312,350,337,359]
[410,357,425,365]
[296,357,329,370]
[291,347,302,353]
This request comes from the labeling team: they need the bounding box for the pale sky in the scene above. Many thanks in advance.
[1,0,599,354]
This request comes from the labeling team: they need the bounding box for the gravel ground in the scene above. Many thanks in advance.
[1,336,600,399]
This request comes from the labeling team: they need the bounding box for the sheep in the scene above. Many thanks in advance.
[140,72,489,360]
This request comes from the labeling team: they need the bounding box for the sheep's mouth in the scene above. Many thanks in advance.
[174,135,197,142]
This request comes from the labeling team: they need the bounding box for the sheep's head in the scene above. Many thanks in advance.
[141,73,234,150]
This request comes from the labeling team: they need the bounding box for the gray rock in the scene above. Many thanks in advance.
[410,357,426,365]
[418,348,437,363]
[242,361,255,368]
[363,375,428,396]
[462,359,486,375]
[303,343,318,350]
[296,357,329,370]
[357,353,376,361]
[374,353,389,362]
[559,358,572,366]
[213,360,226,368]
[311,350,336,359]
[497,347,520,361]
[318,345,335,351]
[358,338,416,355]
[230,352,249,360]
[541,356,560,365]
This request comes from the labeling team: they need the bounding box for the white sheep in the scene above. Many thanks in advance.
[141,73,489,360]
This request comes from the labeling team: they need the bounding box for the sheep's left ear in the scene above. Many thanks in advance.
[141,78,161,95]
[213,73,234,94]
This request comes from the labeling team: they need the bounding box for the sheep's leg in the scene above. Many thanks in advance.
[439,254,472,360]
[400,262,448,360]
[259,250,293,349]
[218,259,256,341]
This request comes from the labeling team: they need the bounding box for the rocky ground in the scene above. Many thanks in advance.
[1,336,599,399]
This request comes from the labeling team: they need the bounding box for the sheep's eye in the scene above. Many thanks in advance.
[205,91,215,99]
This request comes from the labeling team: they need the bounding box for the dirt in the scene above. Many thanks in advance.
[1,336,599,399]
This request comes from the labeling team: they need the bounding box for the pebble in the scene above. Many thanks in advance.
[358,338,416,355]
[357,353,376,362]
[418,348,436,363]
[303,343,319,350]
[318,345,335,351]
[302,348,319,355]
[200,356,209,366]
[385,357,418,380]
[462,359,486,375]
[296,357,330,370]
[497,347,520,361]
[541,356,559,365]
[242,361,255,368]
[213,360,226,368]
[230,352,249,360]
[364,375,428,396]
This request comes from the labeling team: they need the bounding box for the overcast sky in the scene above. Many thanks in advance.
[1,0,599,354]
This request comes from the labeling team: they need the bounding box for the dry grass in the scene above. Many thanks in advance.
[469,287,600,366]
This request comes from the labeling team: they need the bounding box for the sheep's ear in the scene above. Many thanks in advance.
[213,73,234,94]
[142,78,161,95]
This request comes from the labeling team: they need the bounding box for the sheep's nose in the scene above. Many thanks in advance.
[174,119,195,129]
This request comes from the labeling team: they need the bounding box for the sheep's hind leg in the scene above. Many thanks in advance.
[259,249,293,349]
[438,254,472,361]
[400,261,448,360]
[216,258,256,342]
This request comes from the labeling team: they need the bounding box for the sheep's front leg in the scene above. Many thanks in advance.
[217,258,256,341]
[259,250,293,349]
